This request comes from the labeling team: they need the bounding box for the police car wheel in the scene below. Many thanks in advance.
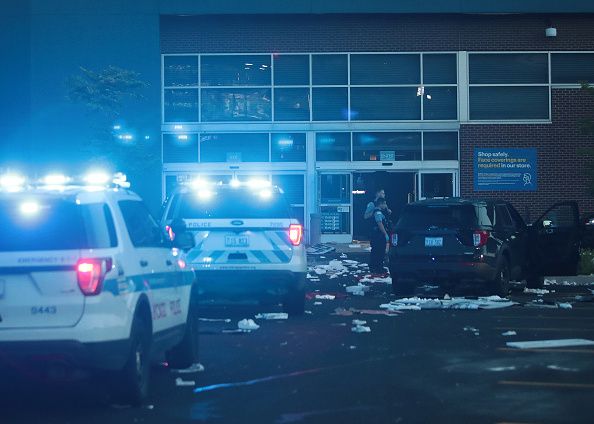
[166,299,199,369]
[283,289,305,316]
[112,316,151,406]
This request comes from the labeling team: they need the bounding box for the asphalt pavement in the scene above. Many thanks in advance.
[2,251,594,424]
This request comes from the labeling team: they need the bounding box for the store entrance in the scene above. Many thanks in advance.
[352,171,416,241]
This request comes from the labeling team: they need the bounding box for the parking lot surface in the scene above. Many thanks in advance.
[2,251,594,424]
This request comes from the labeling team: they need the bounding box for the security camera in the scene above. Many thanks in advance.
[545,26,557,37]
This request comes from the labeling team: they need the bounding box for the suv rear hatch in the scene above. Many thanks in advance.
[0,197,86,329]
[393,203,486,261]
[166,188,295,267]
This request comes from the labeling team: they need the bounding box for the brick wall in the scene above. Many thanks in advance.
[460,88,594,220]
[160,14,594,53]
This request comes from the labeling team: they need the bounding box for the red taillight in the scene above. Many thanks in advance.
[76,258,112,296]
[473,230,490,247]
[165,225,175,241]
[288,224,303,246]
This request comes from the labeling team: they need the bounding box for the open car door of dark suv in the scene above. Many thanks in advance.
[530,201,581,276]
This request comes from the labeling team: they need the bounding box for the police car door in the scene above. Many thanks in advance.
[117,199,182,333]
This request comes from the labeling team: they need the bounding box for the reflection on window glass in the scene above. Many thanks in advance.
[316,133,350,161]
[274,55,309,85]
[163,133,199,163]
[422,132,458,161]
[421,173,453,198]
[200,133,269,162]
[201,88,271,122]
[353,132,421,161]
[272,174,305,205]
[423,54,457,84]
[312,87,348,121]
[164,89,199,122]
[274,88,310,121]
[469,87,549,120]
[320,174,350,204]
[201,55,271,86]
[469,53,548,84]
[423,87,457,120]
[351,87,420,120]
[164,56,199,87]
[312,54,348,85]
[271,133,306,162]
[351,54,420,85]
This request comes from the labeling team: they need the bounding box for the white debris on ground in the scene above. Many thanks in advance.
[346,283,370,296]
[199,318,232,323]
[315,294,336,300]
[380,296,516,311]
[351,324,371,333]
[314,302,323,306]
[255,313,289,320]
[238,319,260,331]
[464,326,480,336]
[175,377,196,387]
[305,310,313,314]
[349,244,361,249]
[545,278,594,286]
[558,302,573,309]
[546,365,579,372]
[526,299,574,309]
[352,319,367,326]
[501,331,517,336]
[487,366,516,372]
[340,254,348,259]
[506,339,594,349]
[524,288,551,295]
[359,275,392,284]
[172,363,205,374]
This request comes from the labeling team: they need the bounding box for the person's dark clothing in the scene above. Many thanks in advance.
[369,208,388,273]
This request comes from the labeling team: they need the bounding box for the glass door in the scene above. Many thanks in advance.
[418,172,458,199]
[318,173,352,243]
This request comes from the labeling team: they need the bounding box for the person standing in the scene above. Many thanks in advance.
[369,198,390,274]
[364,188,391,220]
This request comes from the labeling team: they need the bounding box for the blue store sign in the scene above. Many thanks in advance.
[474,148,538,191]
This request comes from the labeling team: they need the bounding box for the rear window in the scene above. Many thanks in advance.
[0,198,117,251]
[396,204,479,230]
[168,189,291,220]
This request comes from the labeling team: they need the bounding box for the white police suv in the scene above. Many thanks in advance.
[0,172,197,405]
[162,178,307,315]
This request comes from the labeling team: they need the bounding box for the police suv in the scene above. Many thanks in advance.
[0,173,197,405]
[162,178,307,315]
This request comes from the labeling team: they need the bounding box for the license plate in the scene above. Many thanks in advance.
[225,236,249,247]
[425,237,443,247]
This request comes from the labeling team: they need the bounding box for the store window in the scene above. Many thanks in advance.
[312,87,348,121]
[201,88,271,122]
[353,132,421,161]
[271,133,306,162]
[274,55,309,85]
[201,55,271,86]
[469,86,549,120]
[422,132,458,161]
[164,56,198,87]
[351,54,420,85]
[320,174,351,235]
[351,87,420,121]
[164,89,199,122]
[274,88,310,121]
[316,133,351,161]
[551,53,594,84]
[200,133,269,163]
[312,54,348,85]
[469,53,548,84]
[423,54,457,84]
[272,174,305,224]
[423,87,457,120]
[162,133,199,163]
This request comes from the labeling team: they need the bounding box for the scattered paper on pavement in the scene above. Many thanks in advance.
[255,313,289,320]
[238,319,260,331]
[175,377,196,387]
[506,339,594,349]
[172,363,205,374]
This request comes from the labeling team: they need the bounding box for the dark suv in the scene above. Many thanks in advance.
[388,199,581,296]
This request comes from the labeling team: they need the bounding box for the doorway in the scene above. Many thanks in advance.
[353,171,416,241]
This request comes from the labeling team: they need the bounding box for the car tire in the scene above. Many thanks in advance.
[491,257,511,297]
[390,270,413,297]
[283,288,305,316]
[111,316,151,406]
[166,296,200,369]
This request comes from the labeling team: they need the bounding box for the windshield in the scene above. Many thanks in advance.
[168,189,291,220]
[396,204,478,230]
